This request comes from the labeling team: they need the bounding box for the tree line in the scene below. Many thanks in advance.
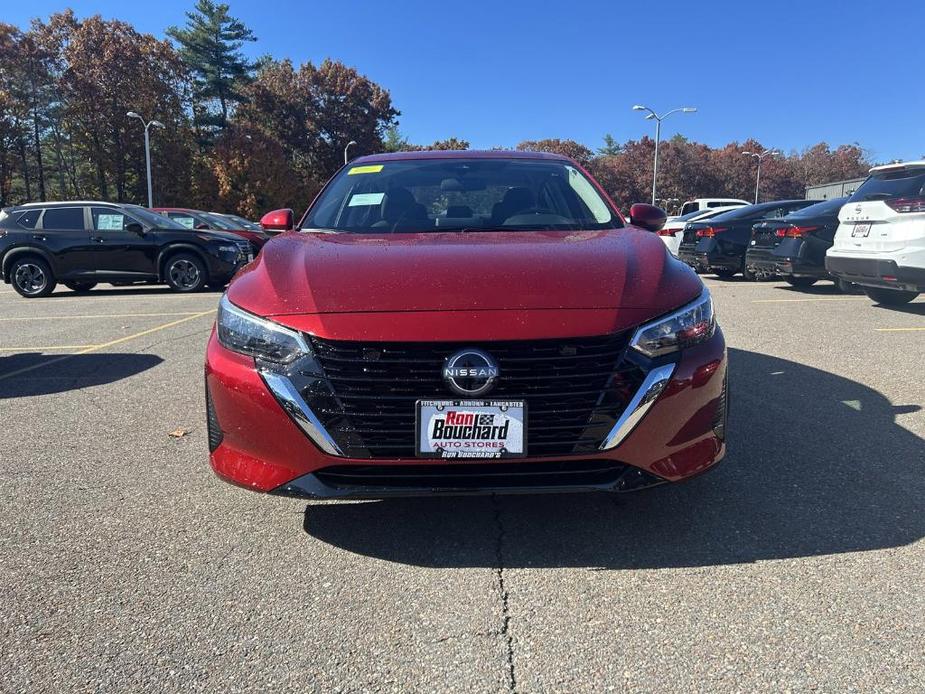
[0,2,872,218]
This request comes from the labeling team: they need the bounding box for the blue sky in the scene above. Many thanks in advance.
[7,0,924,162]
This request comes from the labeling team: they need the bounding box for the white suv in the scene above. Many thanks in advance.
[826,161,925,305]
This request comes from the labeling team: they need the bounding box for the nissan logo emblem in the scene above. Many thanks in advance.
[443,349,499,397]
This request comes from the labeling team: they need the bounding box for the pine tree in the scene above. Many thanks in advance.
[167,1,256,130]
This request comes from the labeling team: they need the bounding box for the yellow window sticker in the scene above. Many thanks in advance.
[348,164,384,175]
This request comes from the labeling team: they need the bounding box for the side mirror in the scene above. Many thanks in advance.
[125,222,144,235]
[260,208,295,232]
[629,203,667,233]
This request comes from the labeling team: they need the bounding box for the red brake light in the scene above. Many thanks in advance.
[786,225,819,238]
[885,197,925,213]
[696,226,726,238]
[657,229,677,236]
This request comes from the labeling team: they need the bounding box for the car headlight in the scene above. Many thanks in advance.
[216,244,238,254]
[630,290,715,358]
[216,295,309,363]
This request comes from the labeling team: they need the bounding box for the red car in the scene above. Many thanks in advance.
[205,151,727,498]
[152,207,272,252]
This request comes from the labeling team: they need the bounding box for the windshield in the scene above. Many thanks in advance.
[303,158,621,233]
[221,213,260,230]
[200,212,239,230]
[124,205,188,230]
[849,169,925,202]
[785,197,848,218]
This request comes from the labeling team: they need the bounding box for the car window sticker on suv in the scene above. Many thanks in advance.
[96,213,126,230]
[170,215,196,229]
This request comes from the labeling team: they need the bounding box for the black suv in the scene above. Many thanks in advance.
[0,201,253,297]
[678,199,818,279]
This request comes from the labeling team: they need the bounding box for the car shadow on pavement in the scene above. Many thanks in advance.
[0,352,163,398]
[40,287,190,298]
[302,348,925,569]
[871,301,925,315]
[775,283,841,295]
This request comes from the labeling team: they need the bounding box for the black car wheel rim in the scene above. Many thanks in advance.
[169,259,200,289]
[14,263,47,294]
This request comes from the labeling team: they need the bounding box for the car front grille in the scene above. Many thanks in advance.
[295,334,647,459]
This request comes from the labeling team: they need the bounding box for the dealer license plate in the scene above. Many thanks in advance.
[416,400,525,459]
[852,223,872,238]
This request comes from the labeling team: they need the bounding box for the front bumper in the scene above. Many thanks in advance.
[205,327,728,498]
[826,253,925,292]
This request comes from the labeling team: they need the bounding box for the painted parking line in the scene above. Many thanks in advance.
[0,310,214,383]
[874,327,925,332]
[751,297,870,304]
[0,312,207,322]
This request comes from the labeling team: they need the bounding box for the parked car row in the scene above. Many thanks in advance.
[0,201,259,297]
[667,160,925,305]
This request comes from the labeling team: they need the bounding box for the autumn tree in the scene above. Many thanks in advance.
[236,57,398,185]
[167,0,256,131]
[516,138,593,165]
[197,126,304,215]
[37,11,191,203]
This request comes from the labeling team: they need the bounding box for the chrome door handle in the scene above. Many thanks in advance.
[89,236,105,243]
[32,234,46,241]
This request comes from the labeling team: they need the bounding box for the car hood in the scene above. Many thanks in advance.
[226,228,703,316]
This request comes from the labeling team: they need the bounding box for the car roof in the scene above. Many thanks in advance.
[151,207,199,213]
[16,200,121,208]
[869,160,925,174]
[351,149,573,164]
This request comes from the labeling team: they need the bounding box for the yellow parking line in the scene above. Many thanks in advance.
[0,312,205,322]
[0,310,214,383]
[752,297,870,304]
[874,327,925,332]
[76,311,214,353]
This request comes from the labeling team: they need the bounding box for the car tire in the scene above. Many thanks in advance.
[64,281,97,293]
[10,257,56,298]
[164,253,207,293]
[785,276,817,288]
[714,268,737,279]
[862,287,920,306]
[741,265,757,282]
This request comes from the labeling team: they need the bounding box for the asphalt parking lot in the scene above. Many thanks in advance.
[1,279,923,692]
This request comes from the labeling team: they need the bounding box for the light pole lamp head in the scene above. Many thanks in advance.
[681,107,697,113]
[126,111,141,119]
[150,120,166,129]
[742,151,752,156]
[347,140,357,147]
[632,105,646,111]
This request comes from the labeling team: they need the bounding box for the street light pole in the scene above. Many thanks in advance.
[742,149,779,204]
[344,140,357,165]
[126,112,165,207]
[632,104,696,206]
